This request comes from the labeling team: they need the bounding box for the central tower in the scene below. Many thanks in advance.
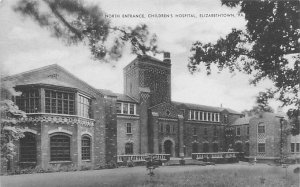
[123,53,171,107]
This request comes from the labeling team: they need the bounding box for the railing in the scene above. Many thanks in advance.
[191,152,240,160]
[117,154,170,163]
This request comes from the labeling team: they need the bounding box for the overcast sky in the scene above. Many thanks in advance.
[0,0,282,113]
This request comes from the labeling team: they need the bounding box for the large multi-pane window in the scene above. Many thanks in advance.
[20,132,37,162]
[50,134,71,161]
[78,95,92,118]
[187,110,220,122]
[82,136,91,160]
[116,102,136,115]
[45,90,75,115]
[16,89,40,113]
[258,143,265,153]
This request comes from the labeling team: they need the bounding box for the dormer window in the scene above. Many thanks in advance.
[116,102,136,115]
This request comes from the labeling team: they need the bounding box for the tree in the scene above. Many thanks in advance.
[188,0,299,134]
[0,100,26,169]
[242,92,274,117]
[13,0,160,62]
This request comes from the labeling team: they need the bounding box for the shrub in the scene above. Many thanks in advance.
[126,160,135,167]
[106,160,117,169]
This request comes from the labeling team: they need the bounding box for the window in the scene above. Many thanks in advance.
[20,132,37,162]
[117,102,136,115]
[193,127,197,136]
[172,124,176,133]
[204,112,207,121]
[125,143,133,154]
[247,126,250,135]
[116,103,122,113]
[258,123,265,133]
[45,90,75,115]
[82,136,91,160]
[216,113,220,122]
[195,111,199,120]
[212,113,215,121]
[258,143,265,153]
[204,127,208,136]
[292,143,300,153]
[123,103,128,114]
[291,143,295,152]
[129,104,135,114]
[50,134,71,161]
[213,143,218,152]
[208,113,211,121]
[236,127,241,136]
[200,112,203,121]
[166,124,171,133]
[190,110,194,120]
[126,123,132,134]
[16,89,40,113]
[78,95,92,118]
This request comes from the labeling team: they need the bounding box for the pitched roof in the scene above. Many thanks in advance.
[16,78,76,89]
[97,89,117,97]
[115,93,138,103]
[172,101,241,114]
[232,117,252,126]
[2,64,103,96]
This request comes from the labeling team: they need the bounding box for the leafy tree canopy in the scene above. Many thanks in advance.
[188,0,299,133]
[242,92,274,117]
[1,99,26,161]
[14,0,160,62]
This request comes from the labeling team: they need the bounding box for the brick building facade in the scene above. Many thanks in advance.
[2,53,260,172]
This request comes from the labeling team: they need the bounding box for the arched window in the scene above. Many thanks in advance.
[213,143,219,152]
[82,135,91,160]
[203,143,209,153]
[192,143,198,153]
[20,132,37,162]
[50,134,71,161]
[125,143,133,154]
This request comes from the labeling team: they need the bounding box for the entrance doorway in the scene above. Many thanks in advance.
[164,140,173,156]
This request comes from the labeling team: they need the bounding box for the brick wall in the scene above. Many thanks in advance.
[117,117,140,155]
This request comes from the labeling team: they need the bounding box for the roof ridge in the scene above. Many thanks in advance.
[1,64,59,80]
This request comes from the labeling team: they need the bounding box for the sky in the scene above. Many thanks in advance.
[0,0,283,113]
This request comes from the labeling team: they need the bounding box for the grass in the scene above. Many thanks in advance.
[1,164,299,187]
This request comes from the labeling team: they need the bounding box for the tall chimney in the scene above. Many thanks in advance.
[163,52,171,63]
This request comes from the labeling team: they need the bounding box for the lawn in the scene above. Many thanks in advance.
[1,164,299,187]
